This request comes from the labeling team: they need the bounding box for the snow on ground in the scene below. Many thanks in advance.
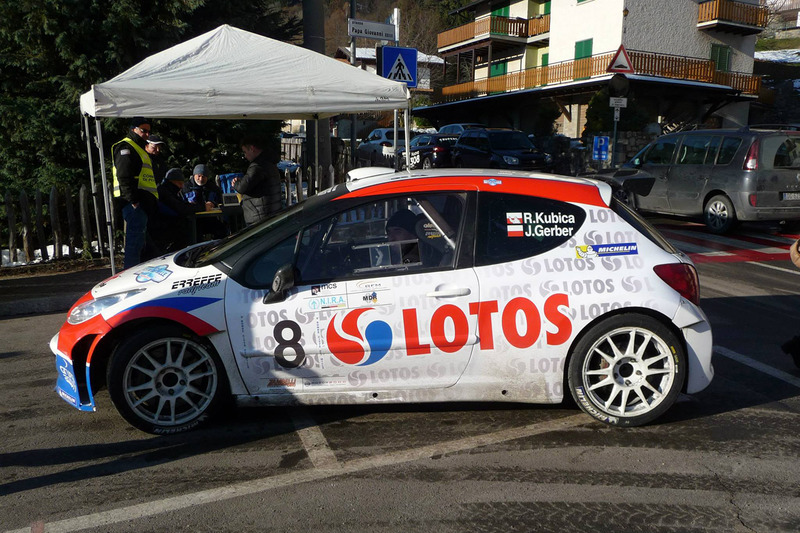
[755,49,800,63]
[1,243,99,267]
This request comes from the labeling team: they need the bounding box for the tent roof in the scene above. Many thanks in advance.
[80,25,409,120]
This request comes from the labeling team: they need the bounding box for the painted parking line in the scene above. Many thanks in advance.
[5,415,588,533]
[716,345,800,389]
[292,409,339,468]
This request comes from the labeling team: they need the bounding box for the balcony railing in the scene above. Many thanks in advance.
[441,49,761,101]
[437,15,550,50]
[698,0,768,29]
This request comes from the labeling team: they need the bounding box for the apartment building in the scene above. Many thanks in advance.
[417,0,768,136]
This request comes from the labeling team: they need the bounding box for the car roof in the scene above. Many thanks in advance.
[340,168,611,208]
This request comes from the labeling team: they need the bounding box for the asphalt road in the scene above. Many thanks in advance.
[1,221,799,533]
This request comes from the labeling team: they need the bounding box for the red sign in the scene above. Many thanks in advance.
[607,45,635,74]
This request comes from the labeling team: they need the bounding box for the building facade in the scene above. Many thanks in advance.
[421,0,768,137]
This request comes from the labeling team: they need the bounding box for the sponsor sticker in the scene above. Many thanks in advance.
[576,242,638,258]
[134,264,173,283]
[506,212,577,238]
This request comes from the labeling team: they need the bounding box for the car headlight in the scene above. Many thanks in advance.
[67,289,145,325]
[503,155,519,165]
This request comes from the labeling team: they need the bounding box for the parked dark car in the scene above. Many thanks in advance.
[396,133,460,170]
[452,128,550,170]
[597,127,800,233]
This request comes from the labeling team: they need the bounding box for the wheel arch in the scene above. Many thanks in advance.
[562,306,690,394]
[702,189,732,211]
[88,317,219,395]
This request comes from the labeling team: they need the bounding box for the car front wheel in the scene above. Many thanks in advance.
[422,157,433,169]
[567,314,686,427]
[704,194,736,234]
[107,326,229,434]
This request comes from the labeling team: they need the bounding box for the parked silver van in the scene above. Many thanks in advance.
[622,127,800,233]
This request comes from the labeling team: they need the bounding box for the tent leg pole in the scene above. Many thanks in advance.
[315,118,320,192]
[83,115,104,258]
[95,119,116,275]
[404,101,411,171]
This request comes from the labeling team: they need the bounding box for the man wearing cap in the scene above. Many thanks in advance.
[183,164,226,239]
[112,117,159,268]
[145,134,167,185]
[151,168,208,253]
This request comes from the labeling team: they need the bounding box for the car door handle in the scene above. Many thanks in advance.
[426,287,471,298]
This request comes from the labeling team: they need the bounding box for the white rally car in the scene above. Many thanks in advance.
[51,169,713,434]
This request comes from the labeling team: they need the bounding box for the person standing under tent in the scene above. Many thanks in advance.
[112,117,159,268]
[233,136,281,226]
[145,134,167,184]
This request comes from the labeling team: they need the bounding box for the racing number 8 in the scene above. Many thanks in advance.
[273,320,306,368]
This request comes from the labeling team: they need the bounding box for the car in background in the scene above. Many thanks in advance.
[603,127,800,233]
[438,123,485,135]
[395,133,460,170]
[356,128,413,167]
[51,168,712,434]
[452,128,550,170]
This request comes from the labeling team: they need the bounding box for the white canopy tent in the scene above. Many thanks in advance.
[79,25,411,273]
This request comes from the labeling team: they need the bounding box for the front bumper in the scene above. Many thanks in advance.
[52,333,96,412]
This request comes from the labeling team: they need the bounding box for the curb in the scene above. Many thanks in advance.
[0,293,87,318]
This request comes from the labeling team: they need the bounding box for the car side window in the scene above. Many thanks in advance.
[243,234,298,287]
[475,192,586,266]
[716,137,742,165]
[676,135,712,165]
[643,137,679,165]
[295,193,466,283]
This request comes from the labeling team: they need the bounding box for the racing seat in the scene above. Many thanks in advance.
[415,217,454,267]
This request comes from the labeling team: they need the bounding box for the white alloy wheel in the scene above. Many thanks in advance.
[568,315,685,427]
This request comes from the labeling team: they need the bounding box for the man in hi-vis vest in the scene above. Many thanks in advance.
[112,117,159,268]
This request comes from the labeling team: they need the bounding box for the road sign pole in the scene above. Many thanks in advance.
[612,110,619,168]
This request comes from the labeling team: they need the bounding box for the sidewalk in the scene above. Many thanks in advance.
[0,263,114,318]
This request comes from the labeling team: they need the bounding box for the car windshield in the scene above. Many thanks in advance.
[184,202,307,267]
[488,131,533,150]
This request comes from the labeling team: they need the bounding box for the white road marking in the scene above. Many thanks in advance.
[747,261,800,276]
[292,410,339,468]
[716,345,800,389]
[4,415,587,533]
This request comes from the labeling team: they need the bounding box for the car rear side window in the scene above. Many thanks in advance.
[475,192,586,266]
[761,135,800,170]
[716,137,741,165]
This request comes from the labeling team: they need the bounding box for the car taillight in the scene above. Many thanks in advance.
[749,193,757,207]
[433,146,444,153]
[380,141,392,147]
[653,263,700,305]
[743,140,759,171]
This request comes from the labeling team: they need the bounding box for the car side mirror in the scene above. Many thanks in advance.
[263,263,296,304]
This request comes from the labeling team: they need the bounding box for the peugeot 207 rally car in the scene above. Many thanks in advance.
[51,168,713,434]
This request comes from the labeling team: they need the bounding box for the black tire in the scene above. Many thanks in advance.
[704,194,736,234]
[567,314,686,427]
[107,325,229,434]
[422,157,433,169]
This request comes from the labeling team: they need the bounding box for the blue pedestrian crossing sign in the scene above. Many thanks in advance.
[381,46,417,88]
[593,136,610,161]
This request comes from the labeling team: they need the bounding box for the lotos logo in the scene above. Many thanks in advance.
[326,308,393,366]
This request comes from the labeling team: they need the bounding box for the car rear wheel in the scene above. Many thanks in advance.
[704,194,736,234]
[567,314,686,427]
[422,157,433,169]
[107,326,229,434]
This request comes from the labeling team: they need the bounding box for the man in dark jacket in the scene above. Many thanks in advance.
[112,117,159,268]
[183,164,226,239]
[233,136,281,225]
[151,168,210,253]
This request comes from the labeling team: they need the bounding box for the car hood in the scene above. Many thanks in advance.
[90,248,222,300]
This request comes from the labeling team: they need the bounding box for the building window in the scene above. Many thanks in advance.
[711,44,732,72]
[574,38,593,80]
[543,1,551,15]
